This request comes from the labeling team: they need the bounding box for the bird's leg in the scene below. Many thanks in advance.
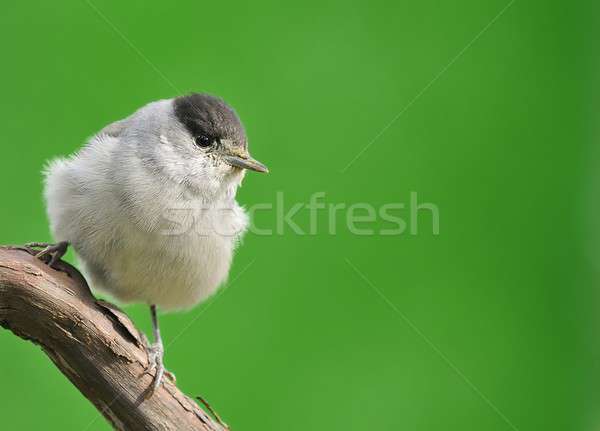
[146,304,177,395]
[25,241,70,269]
[147,305,165,393]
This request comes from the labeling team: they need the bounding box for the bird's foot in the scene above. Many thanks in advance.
[25,241,69,269]
[144,338,176,397]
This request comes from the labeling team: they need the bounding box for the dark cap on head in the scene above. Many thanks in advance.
[173,93,268,173]
[173,93,247,149]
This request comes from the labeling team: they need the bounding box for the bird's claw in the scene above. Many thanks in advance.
[25,241,69,268]
[147,342,165,393]
[145,341,175,397]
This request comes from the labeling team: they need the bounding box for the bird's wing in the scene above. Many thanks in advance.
[98,118,129,138]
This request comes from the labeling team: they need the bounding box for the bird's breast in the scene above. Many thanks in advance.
[93,201,249,310]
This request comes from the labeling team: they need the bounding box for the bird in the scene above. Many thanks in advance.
[29,93,268,394]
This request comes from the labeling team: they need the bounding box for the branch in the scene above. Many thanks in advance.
[0,246,227,431]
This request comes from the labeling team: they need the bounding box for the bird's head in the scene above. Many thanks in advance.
[128,93,267,198]
[173,93,268,174]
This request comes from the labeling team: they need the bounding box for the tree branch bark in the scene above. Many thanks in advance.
[0,246,227,431]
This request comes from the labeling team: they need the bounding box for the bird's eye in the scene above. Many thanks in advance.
[194,135,213,148]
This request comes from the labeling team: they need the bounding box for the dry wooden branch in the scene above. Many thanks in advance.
[0,246,227,431]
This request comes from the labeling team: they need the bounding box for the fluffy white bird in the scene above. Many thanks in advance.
[31,93,268,392]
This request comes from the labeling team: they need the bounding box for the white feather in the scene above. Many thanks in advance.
[44,99,249,311]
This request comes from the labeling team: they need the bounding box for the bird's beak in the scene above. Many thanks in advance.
[220,140,268,173]
[224,154,269,173]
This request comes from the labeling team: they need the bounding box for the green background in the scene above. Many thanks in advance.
[1,0,599,430]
